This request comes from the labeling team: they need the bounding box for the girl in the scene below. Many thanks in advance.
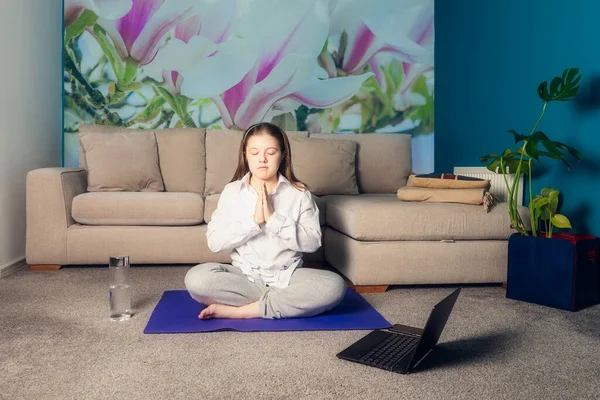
[184,122,346,319]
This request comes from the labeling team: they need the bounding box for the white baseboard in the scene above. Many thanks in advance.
[0,256,28,278]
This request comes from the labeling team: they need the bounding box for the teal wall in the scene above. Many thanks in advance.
[436,0,600,236]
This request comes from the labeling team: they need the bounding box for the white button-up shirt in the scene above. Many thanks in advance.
[206,173,322,288]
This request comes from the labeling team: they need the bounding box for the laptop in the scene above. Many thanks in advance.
[337,288,461,374]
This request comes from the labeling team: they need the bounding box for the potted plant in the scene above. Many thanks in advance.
[480,68,599,311]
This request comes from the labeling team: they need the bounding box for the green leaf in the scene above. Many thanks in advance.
[554,141,581,160]
[551,214,572,229]
[333,116,341,132]
[529,131,550,142]
[508,129,528,144]
[189,98,213,107]
[538,68,581,102]
[64,10,98,45]
[485,159,500,173]
[360,96,374,131]
[549,195,559,214]
[566,68,581,87]
[122,58,139,85]
[525,140,539,159]
[116,81,143,92]
[93,24,125,82]
[540,207,551,221]
[549,76,561,97]
[388,59,404,92]
[407,76,434,133]
[538,81,549,100]
[540,140,563,157]
[537,151,559,160]
[134,96,167,123]
[320,37,329,54]
[508,158,527,175]
[381,67,396,101]
[533,196,550,208]
[157,86,181,115]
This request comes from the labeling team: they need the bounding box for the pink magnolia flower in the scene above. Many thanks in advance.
[145,0,250,97]
[396,1,434,96]
[173,1,235,45]
[328,0,433,76]
[95,0,199,66]
[192,0,372,130]
[64,0,132,27]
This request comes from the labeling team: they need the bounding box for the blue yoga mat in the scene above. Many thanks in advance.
[144,288,392,333]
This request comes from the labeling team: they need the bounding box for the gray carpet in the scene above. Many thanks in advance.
[1,266,599,400]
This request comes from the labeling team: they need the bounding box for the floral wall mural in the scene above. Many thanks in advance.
[63,0,434,173]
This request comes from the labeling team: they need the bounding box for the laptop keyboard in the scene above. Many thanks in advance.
[358,334,419,370]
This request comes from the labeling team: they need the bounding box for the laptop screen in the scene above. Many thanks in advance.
[409,288,461,368]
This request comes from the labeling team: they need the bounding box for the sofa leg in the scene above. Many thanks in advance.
[30,264,62,272]
[353,285,389,293]
[345,279,389,293]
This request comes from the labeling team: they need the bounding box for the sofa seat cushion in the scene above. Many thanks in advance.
[325,194,525,241]
[72,192,204,226]
[204,193,328,226]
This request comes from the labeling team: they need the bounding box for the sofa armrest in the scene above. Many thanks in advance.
[26,168,87,265]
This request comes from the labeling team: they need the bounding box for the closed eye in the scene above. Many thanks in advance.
[249,150,279,156]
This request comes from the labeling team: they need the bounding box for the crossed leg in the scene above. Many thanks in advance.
[184,263,347,320]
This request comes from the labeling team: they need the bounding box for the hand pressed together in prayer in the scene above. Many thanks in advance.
[253,183,274,225]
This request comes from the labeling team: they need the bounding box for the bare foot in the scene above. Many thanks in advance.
[198,302,260,319]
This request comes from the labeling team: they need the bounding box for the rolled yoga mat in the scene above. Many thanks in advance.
[144,288,392,333]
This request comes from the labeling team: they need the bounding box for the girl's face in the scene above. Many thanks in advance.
[245,133,283,181]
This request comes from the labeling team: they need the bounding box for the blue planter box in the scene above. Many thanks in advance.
[507,233,600,311]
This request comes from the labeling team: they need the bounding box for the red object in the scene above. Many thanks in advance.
[544,233,597,261]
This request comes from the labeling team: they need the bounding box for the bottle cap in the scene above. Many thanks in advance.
[109,256,130,267]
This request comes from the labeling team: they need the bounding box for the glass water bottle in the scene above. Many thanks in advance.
[109,256,132,321]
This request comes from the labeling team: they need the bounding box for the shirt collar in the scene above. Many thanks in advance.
[242,172,290,193]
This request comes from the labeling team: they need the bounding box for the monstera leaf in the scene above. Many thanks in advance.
[538,68,581,102]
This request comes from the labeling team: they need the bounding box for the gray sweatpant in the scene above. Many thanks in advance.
[184,263,347,319]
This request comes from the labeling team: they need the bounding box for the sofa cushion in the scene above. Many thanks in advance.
[79,130,164,192]
[203,194,219,222]
[78,124,206,194]
[204,193,327,226]
[310,133,412,193]
[325,194,526,241]
[290,136,359,195]
[72,192,204,226]
[312,194,327,226]
[204,129,308,196]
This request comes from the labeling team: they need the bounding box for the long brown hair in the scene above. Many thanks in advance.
[230,122,307,191]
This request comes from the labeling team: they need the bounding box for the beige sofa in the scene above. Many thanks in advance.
[26,125,523,292]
